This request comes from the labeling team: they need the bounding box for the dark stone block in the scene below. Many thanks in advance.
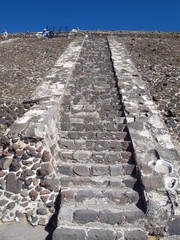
[141,176,164,191]
[87,229,115,240]
[53,227,86,240]
[99,209,123,225]
[5,173,22,194]
[7,202,16,210]
[168,217,180,235]
[75,189,94,202]
[58,165,72,175]
[124,230,148,240]
[42,150,51,162]
[74,209,98,223]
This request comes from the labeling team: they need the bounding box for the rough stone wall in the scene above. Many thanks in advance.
[121,34,180,148]
[108,36,180,235]
[0,36,84,225]
[0,37,71,137]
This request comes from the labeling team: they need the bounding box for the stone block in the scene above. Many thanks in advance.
[60,139,75,149]
[5,173,22,194]
[53,227,86,240]
[42,150,51,162]
[99,209,123,225]
[29,189,38,201]
[168,217,180,235]
[73,165,89,176]
[123,164,135,175]
[87,229,115,240]
[110,165,122,176]
[123,178,137,188]
[58,165,72,176]
[37,162,53,177]
[91,165,108,176]
[75,189,94,202]
[0,157,12,170]
[74,209,98,223]
[124,230,148,240]
[73,151,92,161]
[125,209,145,222]
[141,176,164,191]
[61,189,75,203]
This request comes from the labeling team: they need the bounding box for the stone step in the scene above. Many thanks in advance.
[59,130,127,140]
[59,120,126,132]
[58,149,133,164]
[59,175,137,189]
[58,202,145,227]
[59,139,131,151]
[60,186,139,205]
[57,162,135,177]
[53,226,148,240]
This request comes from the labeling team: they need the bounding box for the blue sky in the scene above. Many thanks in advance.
[1,0,180,33]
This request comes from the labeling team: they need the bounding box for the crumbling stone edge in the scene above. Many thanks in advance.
[108,36,180,237]
[0,36,85,225]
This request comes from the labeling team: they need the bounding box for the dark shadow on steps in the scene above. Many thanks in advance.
[45,193,61,240]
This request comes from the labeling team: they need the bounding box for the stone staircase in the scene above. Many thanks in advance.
[52,37,148,239]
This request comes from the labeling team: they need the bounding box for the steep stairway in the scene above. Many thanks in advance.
[53,36,148,239]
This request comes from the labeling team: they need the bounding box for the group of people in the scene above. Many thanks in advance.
[42,28,55,38]
[1,29,8,40]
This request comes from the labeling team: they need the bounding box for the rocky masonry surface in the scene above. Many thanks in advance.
[0,31,180,240]
[0,36,71,136]
[121,32,180,145]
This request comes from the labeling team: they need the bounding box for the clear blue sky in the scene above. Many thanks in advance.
[1,0,180,33]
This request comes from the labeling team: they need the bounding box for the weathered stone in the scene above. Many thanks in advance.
[76,189,94,202]
[87,229,115,240]
[0,199,8,206]
[20,169,34,180]
[124,230,148,240]
[25,178,32,186]
[21,153,30,160]
[29,189,38,201]
[38,218,46,226]
[27,147,36,157]
[58,165,72,176]
[40,189,51,195]
[37,207,47,215]
[110,165,122,176]
[142,176,164,191]
[40,179,54,191]
[0,157,12,170]
[74,209,98,223]
[42,150,51,162]
[5,173,22,194]
[0,170,6,177]
[15,210,24,220]
[73,165,89,176]
[7,202,16,210]
[99,209,123,225]
[10,160,21,172]
[0,136,10,147]
[168,217,180,235]
[53,227,86,240]
[21,189,28,197]
[31,163,40,170]
[37,163,53,177]
[4,191,12,198]
[91,166,108,176]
